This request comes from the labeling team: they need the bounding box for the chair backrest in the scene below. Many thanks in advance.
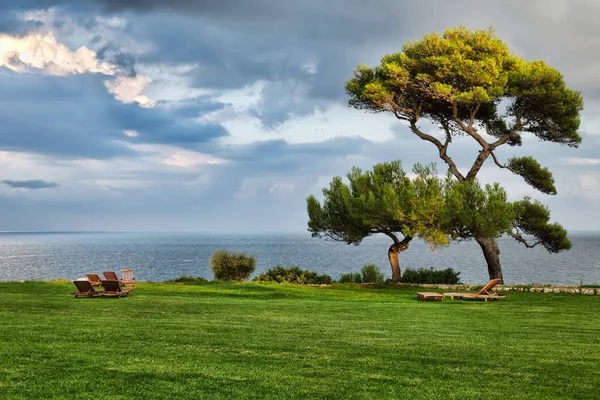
[86,273,102,284]
[103,271,119,280]
[478,279,501,295]
[102,279,122,292]
[121,269,134,282]
[74,280,94,293]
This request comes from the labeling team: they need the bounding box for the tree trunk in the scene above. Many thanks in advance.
[475,236,504,284]
[388,237,412,282]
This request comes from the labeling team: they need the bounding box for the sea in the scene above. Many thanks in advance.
[0,231,599,285]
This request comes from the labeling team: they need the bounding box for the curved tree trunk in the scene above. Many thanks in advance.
[388,236,412,282]
[475,236,504,284]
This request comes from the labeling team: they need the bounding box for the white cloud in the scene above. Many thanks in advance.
[137,63,213,103]
[578,173,600,198]
[0,31,155,108]
[163,150,226,168]
[105,75,156,108]
[0,32,115,76]
[123,130,140,137]
[562,157,600,165]
[209,99,395,145]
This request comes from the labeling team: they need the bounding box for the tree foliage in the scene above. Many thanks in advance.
[444,180,516,239]
[346,26,582,154]
[307,160,572,281]
[512,198,572,252]
[506,156,556,195]
[307,161,450,248]
[344,26,581,267]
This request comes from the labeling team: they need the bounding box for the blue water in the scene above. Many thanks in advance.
[0,232,599,285]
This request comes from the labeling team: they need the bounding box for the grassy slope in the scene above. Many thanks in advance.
[1,282,599,400]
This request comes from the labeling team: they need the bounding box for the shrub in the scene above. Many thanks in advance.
[253,265,332,285]
[361,264,385,284]
[164,276,209,284]
[210,250,256,281]
[401,267,461,284]
[339,272,362,284]
[339,265,385,284]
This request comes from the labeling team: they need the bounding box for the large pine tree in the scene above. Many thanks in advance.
[344,27,582,282]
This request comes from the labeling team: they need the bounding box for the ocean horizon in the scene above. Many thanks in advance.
[0,231,599,285]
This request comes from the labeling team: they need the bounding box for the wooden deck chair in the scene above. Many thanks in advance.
[103,271,119,281]
[444,279,506,302]
[86,273,103,287]
[72,280,103,298]
[121,269,136,289]
[478,278,503,296]
[101,280,131,298]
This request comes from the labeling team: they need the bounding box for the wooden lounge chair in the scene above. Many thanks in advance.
[72,280,104,298]
[416,292,444,302]
[103,271,119,281]
[121,269,136,289]
[444,279,507,302]
[101,280,131,298]
[86,273,103,287]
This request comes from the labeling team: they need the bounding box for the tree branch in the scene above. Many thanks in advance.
[440,119,453,155]
[393,110,411,122]
[509,225,542,249]
[468,103,481,130]
[452,102,489,149]
[381,230,400,244]
[490,116,523,150]
[465,149,492,181]
[409,121,465,181]
[490,151,518,174]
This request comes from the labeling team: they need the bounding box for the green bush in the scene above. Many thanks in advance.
[253,265,332,285]
[361,264,385,284]
[164,276,209,284]
[339,264,385,284]
[210,250,256,281]
[401,267,461,284]
[339,272,362,284]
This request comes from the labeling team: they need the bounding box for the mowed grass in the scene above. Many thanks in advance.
[1,282,599,399]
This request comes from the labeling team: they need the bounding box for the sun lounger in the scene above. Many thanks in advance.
[416,292,444,302]
[86,273,103,287]
[103,271,119,281]
[121,269,136,289]
[72,280,104,298]
[101,280,131,298]
[444,279,507,302]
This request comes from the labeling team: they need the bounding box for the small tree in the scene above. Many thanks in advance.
[210,250,256,281]
[307,161,452,282]
[345,26,581,282]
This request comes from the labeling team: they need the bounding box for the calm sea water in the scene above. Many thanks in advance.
[0,232,599,285]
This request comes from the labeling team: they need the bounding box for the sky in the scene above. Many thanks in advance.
[0,0,599,232]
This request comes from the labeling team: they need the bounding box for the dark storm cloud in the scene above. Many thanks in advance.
[78,0,600,124]
[96,44,137,77]
[211,136,371,174]
[0,70,228,159]
[167,96,225,119]
[2,179,60,189]
[0,12,44,34]
[0,72,134,159]
[10,0,600,125]
[1,0,599,231]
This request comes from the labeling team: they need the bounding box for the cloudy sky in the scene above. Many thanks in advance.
[0,0,599,232]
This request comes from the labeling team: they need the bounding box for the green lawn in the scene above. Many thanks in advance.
[1,282,599,399]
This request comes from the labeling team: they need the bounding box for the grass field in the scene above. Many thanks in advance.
[1,281,599,399]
